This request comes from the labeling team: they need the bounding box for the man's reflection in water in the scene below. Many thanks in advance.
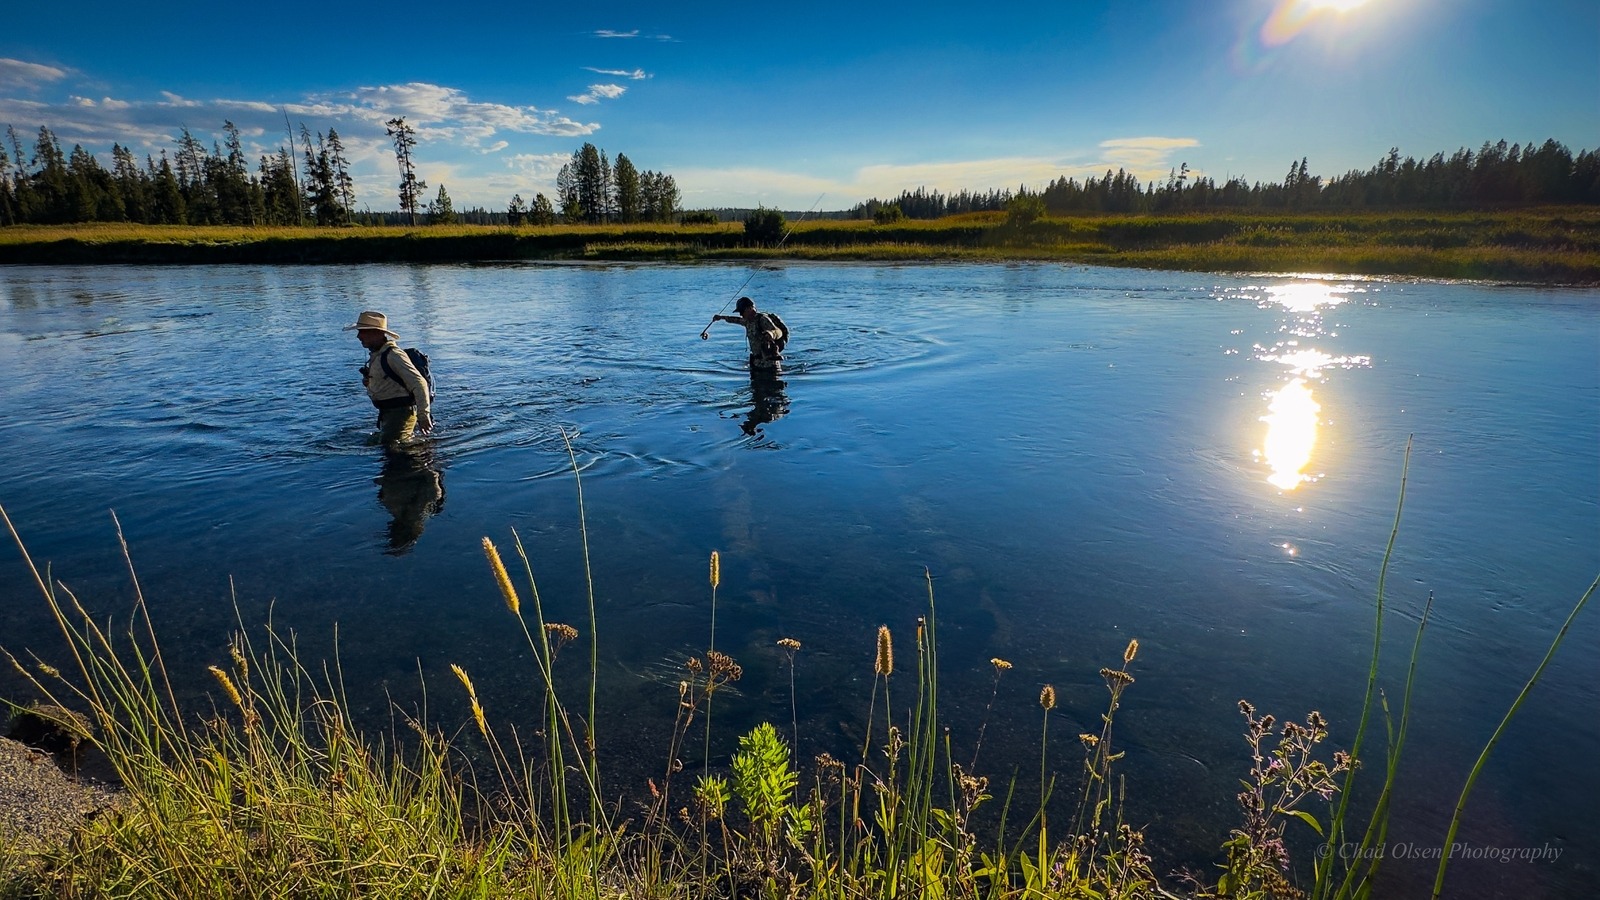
[376,445,445,555]
[741,370,791,436]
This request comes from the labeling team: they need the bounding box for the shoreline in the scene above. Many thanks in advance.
[2,208,1597,285]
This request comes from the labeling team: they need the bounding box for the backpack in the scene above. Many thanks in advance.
[764,312,789,353]
[381,346,435,402]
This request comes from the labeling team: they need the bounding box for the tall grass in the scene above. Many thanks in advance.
[2,441,1594,898]
[3,209,1596,281]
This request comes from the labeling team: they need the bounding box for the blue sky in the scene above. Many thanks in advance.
[2,0,1595,212]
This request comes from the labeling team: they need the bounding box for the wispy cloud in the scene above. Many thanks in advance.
[342,82,597,138]
[0,57,68,90]
[593,29,674,41]
[585,67,650,80]
[1097,136,1201,172]
[673,139,1207,209]
[567,84,627,106]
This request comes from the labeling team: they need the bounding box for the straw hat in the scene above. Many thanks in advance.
[343,310,399,337]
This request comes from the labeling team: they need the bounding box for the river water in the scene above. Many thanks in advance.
[1,262,1595,895]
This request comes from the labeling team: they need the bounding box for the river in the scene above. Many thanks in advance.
[1,262,1595,896]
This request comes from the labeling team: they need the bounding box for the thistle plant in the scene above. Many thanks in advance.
[1218,703,1352,898]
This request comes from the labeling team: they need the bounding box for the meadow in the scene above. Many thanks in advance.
[2,208,1598,283]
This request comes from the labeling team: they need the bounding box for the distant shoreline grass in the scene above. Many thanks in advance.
[2,207,1598,284]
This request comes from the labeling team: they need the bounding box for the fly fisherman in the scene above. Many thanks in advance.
[346,310,433,448]
[709,296,789,370]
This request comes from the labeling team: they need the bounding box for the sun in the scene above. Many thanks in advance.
[1304,0,1374,11]
[1257,0,1379,47]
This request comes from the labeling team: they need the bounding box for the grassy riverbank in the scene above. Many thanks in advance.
[3,208,1598,283]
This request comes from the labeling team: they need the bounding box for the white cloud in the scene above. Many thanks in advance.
[585,67,649,80]
[1097,136,1201,172]
[672,140,1209,209]
[568,84,627,106]
[0,58,67,90]
[339,82,600,137]
[482,140,509,153]
[593,29,674,41]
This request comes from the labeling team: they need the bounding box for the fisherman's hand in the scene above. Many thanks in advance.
[418,413,434,436]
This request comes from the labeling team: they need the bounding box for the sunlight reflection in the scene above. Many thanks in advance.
[1258,378,1320,490]
[1264,281,1351,313]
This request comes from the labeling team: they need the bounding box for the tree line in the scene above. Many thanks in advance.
[0,121,361,227]
[4,125,1595,229]
[849,138,1600,220]
[0,121,683,228]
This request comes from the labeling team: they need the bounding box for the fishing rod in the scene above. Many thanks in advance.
[699,193,826,339]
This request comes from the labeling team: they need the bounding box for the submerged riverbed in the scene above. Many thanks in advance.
[1,262,1595,895]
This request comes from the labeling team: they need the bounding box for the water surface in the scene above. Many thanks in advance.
[1,262,1595,896]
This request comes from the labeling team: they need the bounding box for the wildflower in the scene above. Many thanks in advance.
[709,550,720,589]
[1123,638,1139,665]
[1238,699,1256,716]
[1100,667,1135,689]
[706,650,743,682]
[1040,684,1057,711]
[777,638,801,651]
[875,625,894,676]
[686,656,703,675]
[990,657,1012,672]
[482,537,520,615]
[1078,733,1099,749]
[545,623,579,646]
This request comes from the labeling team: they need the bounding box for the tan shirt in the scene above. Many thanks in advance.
[364,340,432,422]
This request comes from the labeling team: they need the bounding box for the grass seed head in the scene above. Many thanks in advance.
[875,625,894,676]
[709,550,720,589]
[208,665,244,709]
[1124,638,1139,665]
[450,664,488,738]
[1040,684,1057,711]
[481,537,521,615]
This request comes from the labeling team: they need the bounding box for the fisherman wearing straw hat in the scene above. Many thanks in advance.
[345,310,433,447]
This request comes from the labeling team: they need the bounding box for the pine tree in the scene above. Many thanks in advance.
[386,117,426,225]
[428,184,457,225]
[556,162,580,221]
[259,150,301,225]
[149,152,186,224]
[507,193,527,226]
[0,139,13,225]
[530,192,556,226]
[326,128,355,224]
[613,153,641,223]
